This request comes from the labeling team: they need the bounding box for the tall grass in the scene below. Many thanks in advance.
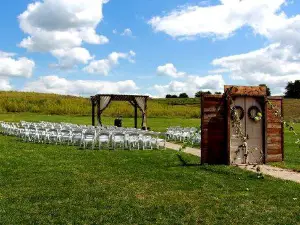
[0,91,200,118]
[0,91,299,120]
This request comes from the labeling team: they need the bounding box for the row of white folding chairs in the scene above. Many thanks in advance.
[2,121,139,139]
[18,121,141,134]
[97,131,165,150]
[166,126,201,145]
[18,122,142,136]
[23,128,165,150]
[0,122,20,136]
[20,121,95,131]
[0,122,166,150]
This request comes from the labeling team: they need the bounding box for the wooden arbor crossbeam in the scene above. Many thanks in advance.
[90,94,149,128]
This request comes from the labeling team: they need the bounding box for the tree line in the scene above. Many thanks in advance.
[165,81,300,98]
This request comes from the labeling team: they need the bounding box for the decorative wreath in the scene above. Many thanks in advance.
[248,106,263,122]
[231,106,245,120]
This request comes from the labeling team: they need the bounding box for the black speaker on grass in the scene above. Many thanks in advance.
[114,118,122,127]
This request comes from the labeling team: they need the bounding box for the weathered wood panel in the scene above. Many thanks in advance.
[201,95,227,164]
[266,154,283,162]
[224,85,266,96]
[265,97,284,163]
[229,97,246,164]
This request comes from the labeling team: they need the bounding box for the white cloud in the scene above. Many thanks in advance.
[148,0,285,39]
[0,51,35,78]
[50,47,93,69]
[150,0,300,94]
[0,79,12,91]
[80,28,109,45]
[23,75,138,96]
[18,0,109,68]
[206,1,300,94]
[19,0,105,32]
[121,28,133,37]
[153,74,225,97]
[0,51,15,58]
[19,30,83,52]
[157,63,186,78]
[83,51,136,75]
[212,43,300,93]
[212,43,300,78]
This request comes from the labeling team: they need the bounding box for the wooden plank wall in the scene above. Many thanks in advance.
[201,95,227,164]
[265,97,284,162]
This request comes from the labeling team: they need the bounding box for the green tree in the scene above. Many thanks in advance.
[259,84,271,96]
[179,93,189,98]
[165,94,178,98]
[195,91,212,97]
[285,80,300,98]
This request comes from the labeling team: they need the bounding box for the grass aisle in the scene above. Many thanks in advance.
[0,135,300,224]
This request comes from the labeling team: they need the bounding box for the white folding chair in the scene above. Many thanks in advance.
[127,133,140,150]
[82,129,96,150]
[46,129,59,144]
[141,132,155,150]
[71,130,83,146]
[36,127,47,143]
[28,126,37,142]
[98,132,110,150]
[59,129,72,145]
[112,132,125,150]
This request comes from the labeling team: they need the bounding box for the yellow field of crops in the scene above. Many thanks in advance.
[0,91,299,120]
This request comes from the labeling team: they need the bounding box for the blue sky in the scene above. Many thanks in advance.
[0,0,300,97]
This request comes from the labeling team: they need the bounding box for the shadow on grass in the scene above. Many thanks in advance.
[176,154,201,167]
[175,153,262,180]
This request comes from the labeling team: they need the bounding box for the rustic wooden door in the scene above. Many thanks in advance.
[230,97,264,164]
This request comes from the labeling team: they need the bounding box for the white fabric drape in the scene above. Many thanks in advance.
[134,96,147,128]
[96,96,112,126]
[100,96,112,112]
[134,97,146,112]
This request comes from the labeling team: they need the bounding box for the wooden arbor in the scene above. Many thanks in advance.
[201,85,284,165]
[90,94,149,128]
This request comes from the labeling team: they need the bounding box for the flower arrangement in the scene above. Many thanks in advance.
[248,106,263,122]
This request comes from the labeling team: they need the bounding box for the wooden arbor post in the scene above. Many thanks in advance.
[143,97,148,129]
[96,96,101,126]
[91,97,95,126]
[134,101,138,128]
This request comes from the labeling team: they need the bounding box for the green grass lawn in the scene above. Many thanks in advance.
[0,135,300,224]
[271,123,300,171]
